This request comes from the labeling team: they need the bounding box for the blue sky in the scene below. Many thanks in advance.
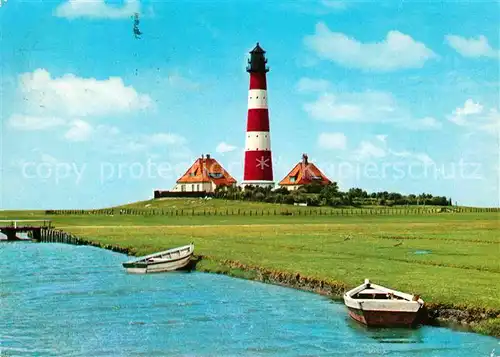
[0,0,498,209]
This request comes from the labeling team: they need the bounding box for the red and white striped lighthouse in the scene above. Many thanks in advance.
[242,43,275,188]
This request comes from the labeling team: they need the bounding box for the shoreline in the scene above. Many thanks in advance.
[194,256,500,338]
[30,231,500,338]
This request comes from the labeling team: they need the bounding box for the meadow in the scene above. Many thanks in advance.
[2,199,499,337]
[2,201,498,313]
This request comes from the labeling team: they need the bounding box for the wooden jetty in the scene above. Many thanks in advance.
[0,220,52,241]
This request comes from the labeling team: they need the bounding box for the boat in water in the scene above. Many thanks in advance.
[343,279,425,327]
[122,243,195,274]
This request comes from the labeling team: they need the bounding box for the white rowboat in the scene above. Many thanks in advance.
[122,243,194,274]
[343,279,425,327]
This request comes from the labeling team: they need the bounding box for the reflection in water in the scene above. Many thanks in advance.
[1,242,498,357]
[347,318,424,344]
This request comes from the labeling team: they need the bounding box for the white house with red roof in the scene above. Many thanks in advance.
[172,154,237,193]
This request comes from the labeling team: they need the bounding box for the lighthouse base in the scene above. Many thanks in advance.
[241,181,275,190]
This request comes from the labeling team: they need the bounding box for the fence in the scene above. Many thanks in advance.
[44,206,500,217]
[153,191,215,199]
[32,229,131,254]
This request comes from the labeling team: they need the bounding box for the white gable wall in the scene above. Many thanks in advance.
[172,182,217,192]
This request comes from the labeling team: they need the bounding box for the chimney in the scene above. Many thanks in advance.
[201,154,205,160]
[206,154,211,159]
[302,153,308,165]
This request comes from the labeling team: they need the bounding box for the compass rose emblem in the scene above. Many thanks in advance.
[256,156,270,170]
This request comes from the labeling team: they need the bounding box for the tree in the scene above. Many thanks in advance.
[348,188,368,198]
[319,183,340,206]
[305,182,325,194]
[274,187,290,195]
[254,192,266,201]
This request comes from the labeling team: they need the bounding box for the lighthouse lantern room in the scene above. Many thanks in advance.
[241,43,275,189]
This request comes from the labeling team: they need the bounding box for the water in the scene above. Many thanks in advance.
[0,243,498,357]
[414,250,432,255]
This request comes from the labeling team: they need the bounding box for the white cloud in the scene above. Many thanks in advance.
[296,78,331,93]
[304,23,437,71]
[455,99,483,117]
[405,116,442,130]
[303,90,396,122]
[298,79,444,131]
[353,141,386,161]
[389,150,434,165]
[19,69,152,118]
[40,153,59,164]
[318,132,347,150]
[149,133,187,146]
[166,73,200,91]
[64,120,93,142]
[416,117,441,129]
[445,35,499,58]
[55,0,140,19]
[8,114,65,130]
[216,142,237,153]
[449,99,484,126]
[305,94,362,121]
[347,136,434,165]
[106,132,188,154]
[448,99,499,135]
[481,109,500,134]
[97,125,120,136]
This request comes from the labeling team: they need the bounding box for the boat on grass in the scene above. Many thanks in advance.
[122,243,194,274]
[343,279,425,327]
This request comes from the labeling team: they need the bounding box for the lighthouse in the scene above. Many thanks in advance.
[242,43,275,189]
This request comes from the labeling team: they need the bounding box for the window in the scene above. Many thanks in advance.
[209,173,223,179]
[290,177,296,183]
[181,185,186,192]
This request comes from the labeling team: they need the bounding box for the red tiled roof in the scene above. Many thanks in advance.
[279,155,331,186]
[176,155,237,186]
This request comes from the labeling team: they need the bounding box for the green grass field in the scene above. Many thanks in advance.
[117,198,427,210]
[2,201,499,314]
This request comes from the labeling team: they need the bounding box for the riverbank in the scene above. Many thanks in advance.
[5,242,497,357]
[194,257,500,338]
[3,206,499,337]
[29,227,500,338]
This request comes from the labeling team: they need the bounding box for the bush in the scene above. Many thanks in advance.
[306,196,320,207]
[283,195,295,205]
[253,192,266,201]
[209,184,452,208]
